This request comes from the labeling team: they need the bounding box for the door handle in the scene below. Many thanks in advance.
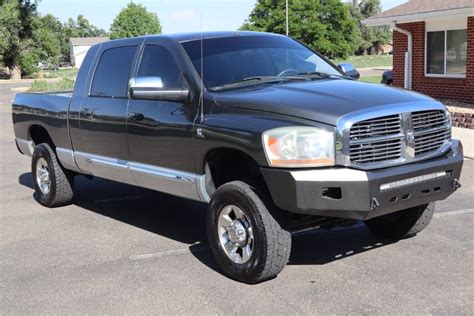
[128,112,144,121]
[81,108,95,119]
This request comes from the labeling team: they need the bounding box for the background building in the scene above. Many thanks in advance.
[364,0,474,103]
[69,37,109,68]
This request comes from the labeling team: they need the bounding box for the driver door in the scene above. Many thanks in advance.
[126,40,196,192]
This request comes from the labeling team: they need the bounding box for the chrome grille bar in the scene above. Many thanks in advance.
[412,110,451,157]
[349,115,402,164]
[342,108,451,169]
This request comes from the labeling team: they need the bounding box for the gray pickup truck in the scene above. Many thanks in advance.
[12,32,463,283]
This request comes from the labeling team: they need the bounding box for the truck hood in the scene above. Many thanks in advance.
[213,79,437,126]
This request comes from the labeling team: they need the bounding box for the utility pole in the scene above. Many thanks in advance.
[286,0,289,36]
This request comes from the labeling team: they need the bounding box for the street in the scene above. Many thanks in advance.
[1,81,473,314]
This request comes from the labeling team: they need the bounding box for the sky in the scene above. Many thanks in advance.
[37,0,408,34]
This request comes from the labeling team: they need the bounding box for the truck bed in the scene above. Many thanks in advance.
[12,91,73,150]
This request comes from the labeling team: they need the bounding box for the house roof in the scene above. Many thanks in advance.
[69,37,109,46]
[363,0,474,26]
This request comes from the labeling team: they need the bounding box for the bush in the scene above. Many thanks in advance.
[19,49,39,76]
[29,78,75,92]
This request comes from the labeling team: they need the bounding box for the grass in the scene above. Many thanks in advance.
[28,68,78,92]
[332,54,392,69]
[28,78,75,92]
[34,67,79,80]
[359,76,382,84]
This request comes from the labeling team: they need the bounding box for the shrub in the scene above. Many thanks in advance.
[29,78,75,92]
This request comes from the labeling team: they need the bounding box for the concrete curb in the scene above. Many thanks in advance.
[453,127,474,158]
[11,87,29,92]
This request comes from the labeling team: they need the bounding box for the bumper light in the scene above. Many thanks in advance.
[380,171,448,192]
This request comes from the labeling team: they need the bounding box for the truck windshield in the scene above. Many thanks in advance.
[181,35,344,91]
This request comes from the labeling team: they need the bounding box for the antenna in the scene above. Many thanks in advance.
[199,12,204,123]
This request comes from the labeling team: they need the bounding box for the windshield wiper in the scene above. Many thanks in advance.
[291,71,350,80]
[211,75,307,91]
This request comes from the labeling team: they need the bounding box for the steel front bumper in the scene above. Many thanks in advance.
[261,140,464,220]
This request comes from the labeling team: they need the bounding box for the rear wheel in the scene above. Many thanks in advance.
[364,203,435,239]
[32,143,74,207]
[207,181,291,284]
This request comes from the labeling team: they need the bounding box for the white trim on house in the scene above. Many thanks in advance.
[425,17,468,32]
[362,7,474,27]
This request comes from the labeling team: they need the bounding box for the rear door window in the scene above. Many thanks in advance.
[91,45,137,97]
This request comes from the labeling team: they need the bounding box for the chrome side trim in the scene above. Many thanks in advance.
[56,148,81,172]
[73,151,209,202]
[74,151,133,182]
[336,102,451,170]
[195,174,211,202]
[129,162,206,201]
[16,138,35,157]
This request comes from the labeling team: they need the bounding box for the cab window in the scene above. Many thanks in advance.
[138,45,181,88]
[91,45,137,98]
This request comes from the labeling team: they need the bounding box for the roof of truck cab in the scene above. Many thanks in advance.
[161,31,282,42]
[104,31,282,45]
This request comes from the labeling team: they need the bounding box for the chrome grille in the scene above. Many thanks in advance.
[346,109,451,168]
[350,138,402,163]
[412,110,446,131]
[412,110,451,156]
[349,114,401,140]
[349,115,402,164]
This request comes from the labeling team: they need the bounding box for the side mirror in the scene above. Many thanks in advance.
[337,63,360,80]
[128,76,189,101]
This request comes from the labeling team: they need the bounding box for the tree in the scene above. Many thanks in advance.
[350,0,392,54]
[63,15,107,38]
[62,15,107,61]
[241,0,359,59]
[110,2,162,40]
[0,0,38,79]
[33,14,63,66]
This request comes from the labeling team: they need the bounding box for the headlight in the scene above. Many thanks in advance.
[262,127,335,168]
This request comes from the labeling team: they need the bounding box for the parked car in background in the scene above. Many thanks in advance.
[382,69,393,85]
[58,61,72,68]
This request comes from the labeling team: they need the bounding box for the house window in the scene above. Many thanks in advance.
[426,29,467,77]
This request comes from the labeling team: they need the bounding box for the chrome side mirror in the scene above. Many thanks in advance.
[128,76,189,101]
[337,63,360,80]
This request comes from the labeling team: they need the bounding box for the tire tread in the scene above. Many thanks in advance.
[208,181,291,283]
[32,143,74,207]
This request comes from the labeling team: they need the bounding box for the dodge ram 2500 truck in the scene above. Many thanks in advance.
[12,32,463,284]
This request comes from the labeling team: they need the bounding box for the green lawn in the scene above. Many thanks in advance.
[359,76,382,84]
[332,54,392,69]
[28,68,78,92]
[38,68,79,80]
[28,78,75,92]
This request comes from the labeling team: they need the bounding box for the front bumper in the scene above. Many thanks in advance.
[261,140,464,220]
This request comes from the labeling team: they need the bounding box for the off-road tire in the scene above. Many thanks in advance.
[364,203,435,239]
[207,181,291,284]
[32,143,74,207]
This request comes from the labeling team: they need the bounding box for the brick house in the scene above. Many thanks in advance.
[363,0,474,103]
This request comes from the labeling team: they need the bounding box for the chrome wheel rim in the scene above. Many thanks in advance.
[36,157,50,195]
[217,204,254,264]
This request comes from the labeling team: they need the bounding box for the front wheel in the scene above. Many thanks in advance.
[207,181,291,284]
[364,203,435,239]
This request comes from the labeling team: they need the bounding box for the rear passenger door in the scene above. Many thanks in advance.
[74,42,139,183]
